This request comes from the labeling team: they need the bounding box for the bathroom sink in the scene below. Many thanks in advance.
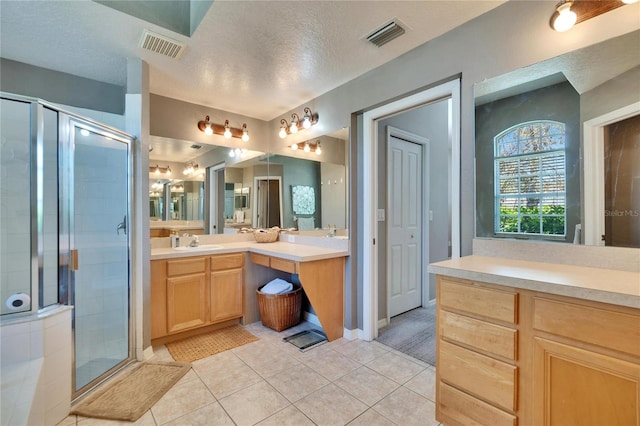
[173,244,224,251]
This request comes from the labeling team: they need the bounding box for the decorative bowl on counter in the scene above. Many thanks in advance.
[243,227,281,243]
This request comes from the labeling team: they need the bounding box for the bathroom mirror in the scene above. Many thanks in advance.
[148,127,350,237]
[474,30,640,246]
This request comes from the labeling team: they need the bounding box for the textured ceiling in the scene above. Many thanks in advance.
[0,0,505,121]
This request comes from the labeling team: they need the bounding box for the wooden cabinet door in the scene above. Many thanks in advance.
[533,337,640,426]
[166,273,208,333]
[150,260,168,339]
[210,268,243,322]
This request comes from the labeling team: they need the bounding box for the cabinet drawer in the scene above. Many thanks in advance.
[438,382,516,426]
[534,297,640,357]
[440,278,518,324]
[250,253,270,268]
[167,257,207,276]
[211,253,244,271]
[270,257,298,274]
[441,310,517,361]
[440,340,517,412]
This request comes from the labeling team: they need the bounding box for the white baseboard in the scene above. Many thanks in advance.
[342,328,359,340]
[377,317,388,329]
[142,345,154,361]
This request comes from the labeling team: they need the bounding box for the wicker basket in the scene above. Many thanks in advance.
[257,283,302,332]
[253,228,280,243]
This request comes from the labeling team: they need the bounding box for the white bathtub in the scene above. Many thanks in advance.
[0,305,72,426]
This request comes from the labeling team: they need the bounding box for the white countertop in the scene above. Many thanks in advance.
[429,255,640,309]
[151,240,349,262]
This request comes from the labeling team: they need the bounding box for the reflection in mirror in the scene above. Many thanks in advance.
[474,30,640,246]
[149,127,349,238]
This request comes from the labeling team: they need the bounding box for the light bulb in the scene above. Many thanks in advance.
[204,124,213,136]
[291,143,298,150]
[622,0,638,4]
[155,166,160,175]
[553,2,576,32]
[279,126,287,138]
[229,149,235,157]
[304,143,311,152]
[224,127,232,139]
[80,129,90,137]
[166,167,171,176]
[242,130,249,142]
[290,123,298,134]
[302,114,311,129]
[315,144,322,155]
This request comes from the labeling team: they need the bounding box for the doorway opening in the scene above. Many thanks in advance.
[361,79,461,342]
[253,176,283,228]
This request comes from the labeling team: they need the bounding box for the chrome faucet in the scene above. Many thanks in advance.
[189,235,199,247]
[327,225,336,237]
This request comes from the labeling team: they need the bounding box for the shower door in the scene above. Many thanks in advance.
[60,117,133,396]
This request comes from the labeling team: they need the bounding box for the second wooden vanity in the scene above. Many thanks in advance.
[430,256,640,426]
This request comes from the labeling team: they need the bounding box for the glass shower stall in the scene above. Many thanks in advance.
[0,93,135,399]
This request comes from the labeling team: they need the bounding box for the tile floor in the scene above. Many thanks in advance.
[58,322,442,426]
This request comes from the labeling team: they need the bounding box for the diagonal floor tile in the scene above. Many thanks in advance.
[266,364,330,403]
[296,383,368,425]
[365,351,425,384]
[373,386,439,426]
[334,366,400,406]
[218,381,290,426]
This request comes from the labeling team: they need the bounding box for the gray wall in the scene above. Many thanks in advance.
[268,155,322,229]
[377,99,450,319]
[0,58,125,114]
[475,81,581,243]
[268,2,636,330]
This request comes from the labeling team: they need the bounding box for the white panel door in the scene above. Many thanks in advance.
[388,135,423,317]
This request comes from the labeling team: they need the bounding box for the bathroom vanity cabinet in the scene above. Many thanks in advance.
[434,272,640,426]
[151,253,244,342]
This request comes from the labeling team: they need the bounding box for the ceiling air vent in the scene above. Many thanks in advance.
[366,20,406,47]
[139,30,185,59]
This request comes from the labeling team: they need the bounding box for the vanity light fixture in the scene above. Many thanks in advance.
[229,148,248,158]
[278,107,318,138]
[290,140,322,155]
[149,165,172,176]
[279,119,290,138]
[241,123,249,141]
[183,162,198,175]
[290,113,300,134]
[551,0,577,32]
[197,116,249,141]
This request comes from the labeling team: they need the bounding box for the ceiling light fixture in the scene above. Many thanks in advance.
[551,1,577,32]
[550,0,632,32]
[278,107,318,138]
[197,116,248,141]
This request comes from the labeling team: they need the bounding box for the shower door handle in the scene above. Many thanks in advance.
[117,216,127,235]
[70,249,79,271]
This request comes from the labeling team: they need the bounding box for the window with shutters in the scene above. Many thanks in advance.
[494,121,566,236]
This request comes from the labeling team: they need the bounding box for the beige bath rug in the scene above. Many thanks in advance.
[71,361,191,422]
[166,325,259,362]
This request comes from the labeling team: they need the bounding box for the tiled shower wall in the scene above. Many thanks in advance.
[0,99,32,315]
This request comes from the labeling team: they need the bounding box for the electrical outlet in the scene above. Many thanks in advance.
[377,209,385,221]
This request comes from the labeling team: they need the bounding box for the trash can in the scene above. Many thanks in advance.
[257,283,302,332]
